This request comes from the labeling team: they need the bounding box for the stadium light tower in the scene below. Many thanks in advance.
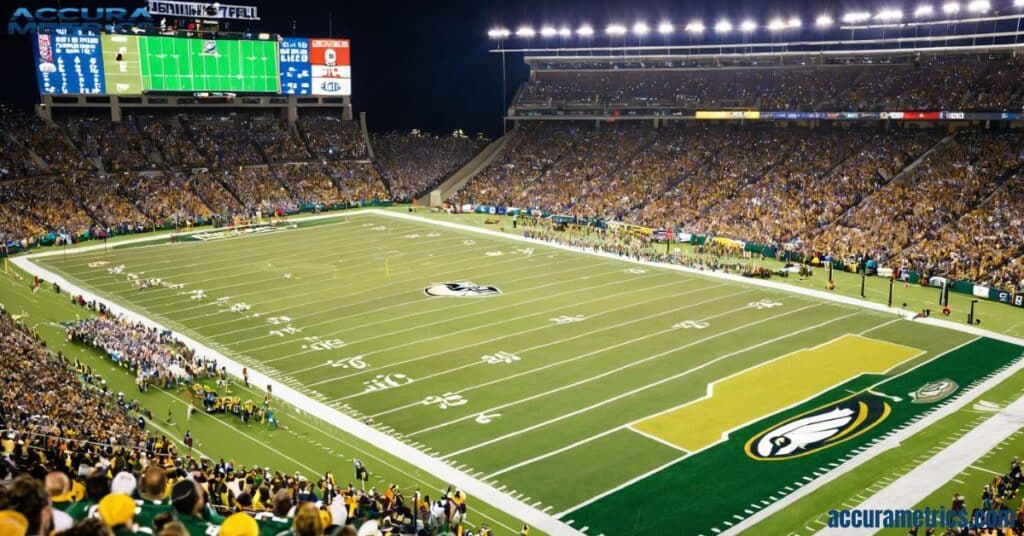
[714,19,733,33]
[515,26,535,38]
[488,28,511,135]
[657,21,674,34]
[914,4,935,17]
[815,14,834,27]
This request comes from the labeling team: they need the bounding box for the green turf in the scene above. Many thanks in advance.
[20,211,1017,536]
[138,35,278,93]
[0,261,534,534]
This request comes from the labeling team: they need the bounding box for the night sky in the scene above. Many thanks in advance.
[2,0,877,136]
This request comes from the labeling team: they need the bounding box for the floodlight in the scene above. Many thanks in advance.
[714,19,733,33]
[657,21,674,34]
[633,22,650,35]
[606,23,627,36]
[788,16,802,27]
[515,26,535,38]
[740,19,758,32]
[1015,0,1024,7]
[876,8,904,20]
[815,15,834,27]
[540,26,557,37]
[842,11,872,23]
[767,18,787,31]
[685,21,706,33]
[487,28,510,39]
[576,24,594,36]
[967,0,990,12]
[914,4,935,17]
[558,27,572,37]
[942,2,961,14]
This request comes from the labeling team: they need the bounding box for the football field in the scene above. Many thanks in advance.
[138,35,279,92]
[32,211,1024,535]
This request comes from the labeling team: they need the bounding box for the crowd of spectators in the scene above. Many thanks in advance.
[458,122,1024,294]
[298,114,367,160]
[516,54,1024,111]
[1,308,483,536]
[372,132,486,201]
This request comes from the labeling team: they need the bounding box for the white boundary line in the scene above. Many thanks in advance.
[13,210,581,536]
[14,209,1024,536]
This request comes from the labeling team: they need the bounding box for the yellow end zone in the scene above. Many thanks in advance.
[630,334,922,453]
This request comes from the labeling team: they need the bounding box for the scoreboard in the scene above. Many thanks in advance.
[34,29,106,94]
[33,30,351,96]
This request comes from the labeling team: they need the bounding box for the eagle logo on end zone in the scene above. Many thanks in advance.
[909,378,958,404]
[744,394,890,461]
[424,282,501,298]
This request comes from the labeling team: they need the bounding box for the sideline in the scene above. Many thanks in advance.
[12,209,581,536]
[817,389,1024,536]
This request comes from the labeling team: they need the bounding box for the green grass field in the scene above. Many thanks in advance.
[19,210,1024,535]
[138,35,278,92]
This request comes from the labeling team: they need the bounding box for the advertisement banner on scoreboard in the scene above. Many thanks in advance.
[279,37,312,95]
[34,29,105,94]
[309,38,351,96]
[147,0,260,20]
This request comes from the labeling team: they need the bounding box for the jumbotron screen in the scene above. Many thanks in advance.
[34,30,351,96]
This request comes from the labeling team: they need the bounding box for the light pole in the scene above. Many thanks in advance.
[487,28,511,135]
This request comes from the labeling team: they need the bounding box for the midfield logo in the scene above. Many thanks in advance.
[424,282,502,298]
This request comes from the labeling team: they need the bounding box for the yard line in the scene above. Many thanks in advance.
[968,464,1003,476]
[404,301,823,438]
[480,311,864,479]
[140,235,555,317]
[302,276,707,382]
[61,218,413,285]
[120,232,464,304]
[440,307,857,460]
[362,286,744,412]
[626,426,691,453]
[136,246,574,336]
[284,272,692,372]
[247,261,639,357]
[546,313,865,519]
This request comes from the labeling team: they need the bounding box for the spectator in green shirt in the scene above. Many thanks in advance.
[134,465,172,532]
[169,480,215,536]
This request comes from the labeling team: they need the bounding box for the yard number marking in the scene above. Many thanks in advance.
[481,351,521,365]
[673,320,710,329]
[422,393,468,409]
[749,299,783,310]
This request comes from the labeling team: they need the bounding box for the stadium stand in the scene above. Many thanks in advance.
[0,308,475,536]
[371,132,487,202]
